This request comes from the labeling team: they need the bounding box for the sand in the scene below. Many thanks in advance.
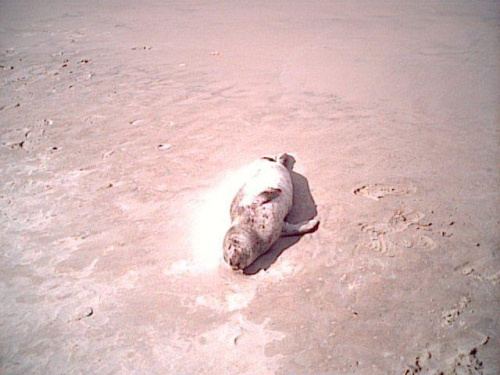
[1,1,499,374]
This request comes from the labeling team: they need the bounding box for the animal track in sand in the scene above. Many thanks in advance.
[354,183,416,200]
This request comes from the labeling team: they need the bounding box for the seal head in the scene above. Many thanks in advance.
[223,225,262,270]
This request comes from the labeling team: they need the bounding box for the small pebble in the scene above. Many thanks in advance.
[84,307,93,317]
[70,306,94,322]
[462,266,474,276]
[132,45,151,50]
[157,143,172,151]
[102,150,115,159]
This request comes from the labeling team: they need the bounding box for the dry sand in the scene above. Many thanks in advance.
[1,1,499,374]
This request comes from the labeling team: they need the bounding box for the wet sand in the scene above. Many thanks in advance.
[1,1,499,374]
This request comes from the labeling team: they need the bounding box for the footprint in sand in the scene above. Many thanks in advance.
[354,183,416,200]
[359,210,435,255]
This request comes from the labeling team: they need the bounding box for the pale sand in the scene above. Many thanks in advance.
[1,1,499,374]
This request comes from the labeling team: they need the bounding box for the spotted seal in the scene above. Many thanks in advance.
[223,153,319,270]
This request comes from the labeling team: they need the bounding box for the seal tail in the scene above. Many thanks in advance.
[276,153,295,171]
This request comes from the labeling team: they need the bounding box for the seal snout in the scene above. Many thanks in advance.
[228,257,241,270]
[223,226,254,270]
[225,244,246,270]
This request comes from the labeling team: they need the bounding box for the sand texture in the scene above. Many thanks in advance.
[1,1,499,374]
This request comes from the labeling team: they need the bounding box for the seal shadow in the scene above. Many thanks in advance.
[244,170,319,275]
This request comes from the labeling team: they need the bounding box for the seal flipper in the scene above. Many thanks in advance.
[261,156,276,162]
[281,218,319,237]
[253,188,282,206]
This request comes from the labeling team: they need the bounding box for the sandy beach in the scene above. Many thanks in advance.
[1,1,499,374]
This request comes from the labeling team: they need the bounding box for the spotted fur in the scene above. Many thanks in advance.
[223,153,318,270]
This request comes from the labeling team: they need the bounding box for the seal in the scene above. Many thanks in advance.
[223,153,319,270]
